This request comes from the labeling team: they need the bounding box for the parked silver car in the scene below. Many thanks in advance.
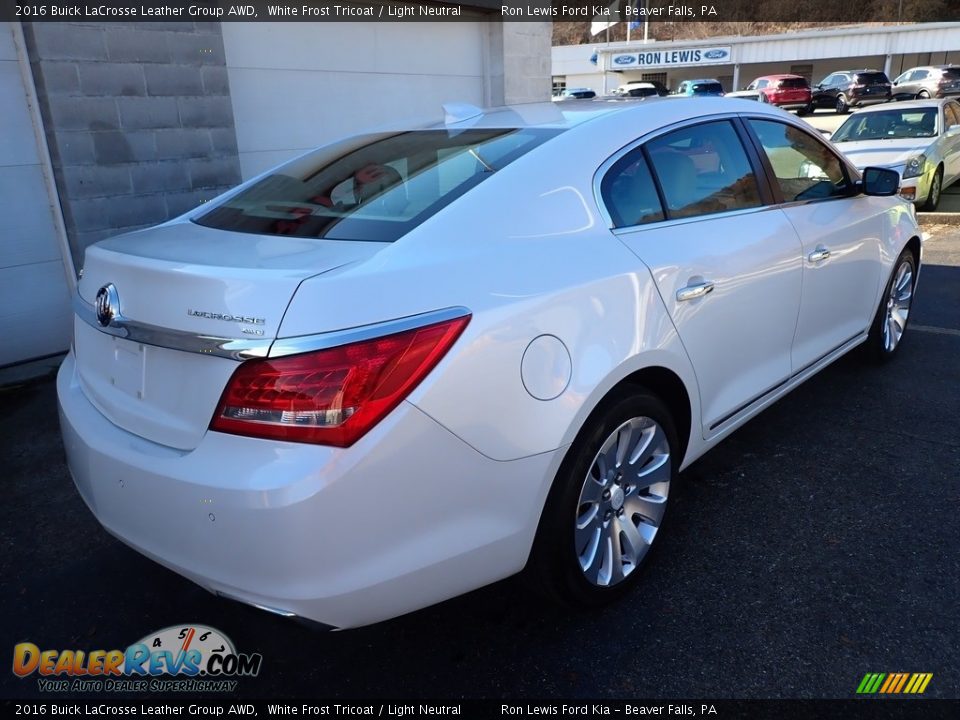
[892,65,960,101]
[831,98,960,210]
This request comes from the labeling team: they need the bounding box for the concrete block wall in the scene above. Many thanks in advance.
[22,22,242,272]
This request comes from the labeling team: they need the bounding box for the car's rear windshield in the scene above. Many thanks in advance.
[778,78,809,88]
[195,128,560,242]
[942,67,960,80]
[692,82,723,94]
[856,72,889,85]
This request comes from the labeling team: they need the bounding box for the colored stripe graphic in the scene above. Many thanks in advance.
[857,673,933,694]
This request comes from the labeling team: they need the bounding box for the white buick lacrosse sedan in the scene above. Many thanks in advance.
[58,98,920,629]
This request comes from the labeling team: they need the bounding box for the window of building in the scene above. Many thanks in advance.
[552,77,567,96]
[790,64,814,84]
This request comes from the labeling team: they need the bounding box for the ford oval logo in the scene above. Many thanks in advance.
[704,49,728,60]
[613,55,637,65]
[95,283,119,327]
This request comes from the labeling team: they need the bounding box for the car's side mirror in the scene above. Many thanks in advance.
[861,167,900,196]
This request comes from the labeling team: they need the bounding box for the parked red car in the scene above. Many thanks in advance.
[728,74,813,113]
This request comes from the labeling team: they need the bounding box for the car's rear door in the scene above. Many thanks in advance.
[743,117,884,372]
[600,118,804,435]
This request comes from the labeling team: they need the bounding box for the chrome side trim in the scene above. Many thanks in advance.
[74,291,471,362]
[267,306,472,358]
[73,293,272,360]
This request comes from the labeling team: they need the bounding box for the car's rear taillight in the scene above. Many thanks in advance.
[210,314,470,447]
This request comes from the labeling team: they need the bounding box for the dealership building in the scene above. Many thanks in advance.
[0,16,551,367]
[552,22,960,96]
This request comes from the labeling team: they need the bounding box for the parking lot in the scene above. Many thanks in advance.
[1,227,958,701]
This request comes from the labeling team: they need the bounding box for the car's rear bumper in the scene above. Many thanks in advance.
[849,95,891,106]
[57,351,558,628]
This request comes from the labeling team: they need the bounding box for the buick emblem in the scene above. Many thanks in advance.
[95,284,119,327]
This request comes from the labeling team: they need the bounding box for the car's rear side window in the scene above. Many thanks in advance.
[195,128,559,242]
[645,121,763,220]
[600,151,664,228]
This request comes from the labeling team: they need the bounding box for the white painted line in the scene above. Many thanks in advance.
[911,324,960,337]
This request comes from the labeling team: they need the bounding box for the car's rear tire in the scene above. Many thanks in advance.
[917,90,930,99]
[835,93,849,114]
[921,165,943,212]
[525,389,678,608]
[863,249,916,363]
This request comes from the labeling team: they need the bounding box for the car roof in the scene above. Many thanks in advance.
[688,79,721,83]
[423,97,788,132]
[759,74,804,80]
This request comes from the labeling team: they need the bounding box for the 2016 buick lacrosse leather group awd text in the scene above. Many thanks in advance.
[58,97,921,629]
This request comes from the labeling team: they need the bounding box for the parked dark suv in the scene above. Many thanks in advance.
[892,66,960,100]
[809,70,892,114]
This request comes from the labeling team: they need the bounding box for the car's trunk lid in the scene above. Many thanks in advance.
[74,221,385,450]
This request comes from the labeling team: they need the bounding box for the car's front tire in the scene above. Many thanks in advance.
[836,93,849,114]
[526,388,678,607]
[863,249,916,363]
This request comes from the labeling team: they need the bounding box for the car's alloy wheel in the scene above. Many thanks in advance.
[575,417,671,587]
[922,166,943,212]
[526,389,678,607]
[836,93,848,114]
[864,249,916,362]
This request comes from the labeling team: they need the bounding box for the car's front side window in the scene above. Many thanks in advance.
[748,119,850,202]
[645,121,763,220]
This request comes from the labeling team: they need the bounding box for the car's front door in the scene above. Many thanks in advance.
[601,119,804,434]
[893,70,917,99]
[942,102,960,185]
[745,118,884,371]
[813,75,834,106]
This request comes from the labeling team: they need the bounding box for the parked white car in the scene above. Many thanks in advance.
[59,98,921,629]
[830,98,960,210]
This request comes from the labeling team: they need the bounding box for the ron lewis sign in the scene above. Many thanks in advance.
[610,46,732,70]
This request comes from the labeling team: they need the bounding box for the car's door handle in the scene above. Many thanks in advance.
[808,246,831,263]
[676,281,715,302]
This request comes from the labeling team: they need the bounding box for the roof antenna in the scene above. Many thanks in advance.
[443,102,483,124]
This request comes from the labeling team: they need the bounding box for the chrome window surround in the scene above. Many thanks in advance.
[74,292,470,361]
[593,112,762,230]
[593,111,864,231]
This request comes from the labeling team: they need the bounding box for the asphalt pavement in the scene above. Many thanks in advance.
[1,230,958,701]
